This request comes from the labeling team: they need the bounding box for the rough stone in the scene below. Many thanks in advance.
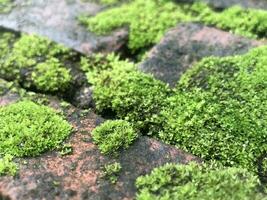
[174,0,267,10]
[0,0,128,55]
[139,23,264,87]
[203,0,267,10]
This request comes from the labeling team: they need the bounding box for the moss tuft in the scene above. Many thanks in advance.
[0,101,72,157]
[201,5,267,39]
[103,162,122,183]
[32,58,72,92]
[0,33,73,93]
[0,154,17,176]
[92,120,138,154]
[90,60,170,132]
[136,163,266,200]
[158,46,267,172]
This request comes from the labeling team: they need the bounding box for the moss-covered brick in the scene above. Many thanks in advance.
[79,0,267,52]
[158,46,267,173]
[136,163,267,200]
[0,33,73,93]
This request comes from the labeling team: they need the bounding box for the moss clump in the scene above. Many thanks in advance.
[103,162,122,183]
[158,46,267,172]
[0,0,13,13]
[136,163,266,200]
[0,101,72,157]
[0,154,17,176]
[92,63,170,132]
[0,30,17,58]
[92,120,138,154]
[80,0,267,52]
[201,5,267,39]
[32,58,72,92]
[0,34,72,93]
[79,0,193,52]
[80,53,121,77]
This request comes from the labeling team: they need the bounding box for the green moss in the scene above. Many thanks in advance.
[58,144,73,156]
[80,0,267,52]
[0,34,72,93]
[158,46,267,172]
[103,162,122,183]
[90,59,170,132]
[80,53,121,76]
[136,163,266,200]
[0,0,13,13]
[201,5,267,39]
[79,0,193,52]
[92,120,138,154]
[0,101,72,157]
[32,58,72,92]
[0,154,17,176]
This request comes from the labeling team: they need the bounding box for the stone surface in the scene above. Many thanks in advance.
[139,23,264,87]
[174,0,267,9]
[0,80,201,200]
[203,0,267,10]
[0,0,128,55]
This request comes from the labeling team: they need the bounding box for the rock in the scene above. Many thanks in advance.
[0,81,200,200]
[0,0,128,55]
[139,23,263,87]
[71,86,94,108]
[203,0,267,10]
[174,0,267,9]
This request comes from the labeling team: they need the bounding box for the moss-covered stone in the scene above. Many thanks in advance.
[158,46,267,172]
[136,163,266,200]
[0,101,72,157]
[86,57,170,132]
[200,5,267,39]
[92,120,138,154]
[79,0,267,52]
[0,33,73,93]
[79,0,193,52]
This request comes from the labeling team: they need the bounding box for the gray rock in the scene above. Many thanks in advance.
[203,0,267,10]
[0,0,128,55]
[139,23,263,87]
[174,0,267,9]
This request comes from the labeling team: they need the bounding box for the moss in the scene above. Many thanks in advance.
[158,46,267,173]
[0,101,72,157]
[0,33,73,93]
[0,154,17,176]
[200,5,267,39]
[136,163,267,200]
[58,144,73,156]
[32,58,72,92]
[0,0,14,13]
[79,0,193,52]
[103,162,122,183]
[92,120,138,154]
[90,59,170,132]
[80,53,122,76]
[80,0,267,52]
